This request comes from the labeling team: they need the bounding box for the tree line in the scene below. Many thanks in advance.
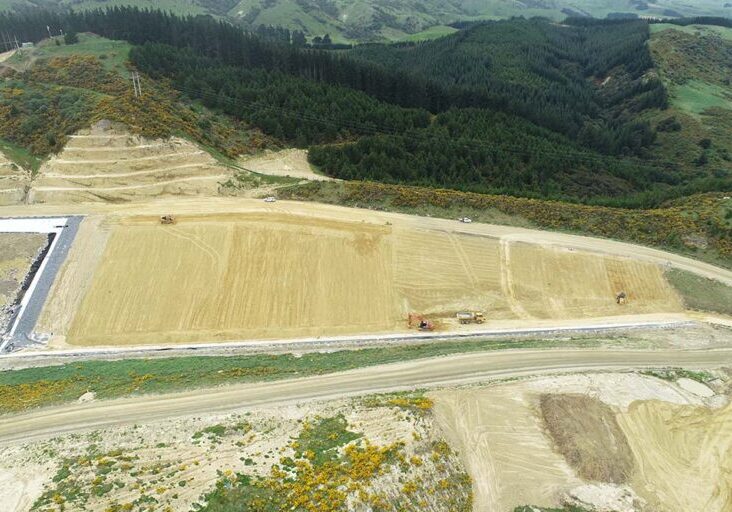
[1,8,722,206]
[350,18,667,156]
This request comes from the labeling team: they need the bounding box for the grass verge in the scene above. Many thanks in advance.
[0,137,42,173]
[642,367,715,384]
[0,335,621,414]
[666,268,732,316]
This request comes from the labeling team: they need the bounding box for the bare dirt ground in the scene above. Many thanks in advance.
[38,205,688,347]
[0,197,724,347]
[432,384,582,511]
[67,213,402,345]
[509,243,683,319]
[0,151,29,206]
[0,233,48,331]
[0,395,470,512]
[29,122,232,204]
[618,400,732,511]
[34,216,110,340]
[540,394,634,483]
[1,352,731,510]
[431,371,731,512]
[238,148,333,181]
[0,197,725,285]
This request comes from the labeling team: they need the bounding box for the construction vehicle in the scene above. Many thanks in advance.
[160,215,175,225]
[616,291,627,305]
[408,313,435,331]
[456,311,485,324]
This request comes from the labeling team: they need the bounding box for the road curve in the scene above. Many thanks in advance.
[1,348,731,446]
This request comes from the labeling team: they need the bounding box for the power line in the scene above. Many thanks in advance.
[131,71,142,98]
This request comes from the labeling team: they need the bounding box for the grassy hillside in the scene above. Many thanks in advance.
[648,23,732,178]
[1,0,731,42]
[6,9,726,205]
[0,32,273,166]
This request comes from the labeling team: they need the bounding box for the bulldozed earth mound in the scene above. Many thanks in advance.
[0,152,28,206]
[539,394,634,484]
[29,121,233,204]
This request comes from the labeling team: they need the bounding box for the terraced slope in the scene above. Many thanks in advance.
[30,123,233,204]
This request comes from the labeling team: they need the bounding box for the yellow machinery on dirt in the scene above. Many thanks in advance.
[408,313,435,331]
[160,215,175,225]
[616,291,627,305]
[456,311,485,324]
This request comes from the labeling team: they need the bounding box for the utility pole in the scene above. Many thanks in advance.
[131,71,142,98]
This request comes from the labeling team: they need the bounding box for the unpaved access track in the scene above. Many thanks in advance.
[1,347,730,445]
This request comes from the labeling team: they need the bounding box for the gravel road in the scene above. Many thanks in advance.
[1,347,730,445]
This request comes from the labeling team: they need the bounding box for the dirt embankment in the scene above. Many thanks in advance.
[0,152,29,206]
[540,394,634,483]
[239,148,333,181]
[29,121,232,204]
[0,233,49,330]
[619,400,732,511]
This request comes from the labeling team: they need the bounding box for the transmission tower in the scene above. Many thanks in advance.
[131,72,142,98]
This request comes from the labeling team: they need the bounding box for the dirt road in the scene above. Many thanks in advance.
[0,198,728,285]
[1,347,730,446]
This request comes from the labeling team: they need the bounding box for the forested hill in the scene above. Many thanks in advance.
[0,8,730,205]
[351,19,666,156]
[2,0,731,43]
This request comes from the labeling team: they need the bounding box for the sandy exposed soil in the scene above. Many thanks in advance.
[0,151,29,206]
[42,205,686,346]
[35,216,110,338]
[0,197,725,286]
[618,401,732,512]
[67,213,402,345]
[509,243,683,318]
[0,396,468,512]
[29,122,232,204]
[432,385,582,511]
[0,465,51,512]
[430,372,727,512]
[239,148,333,181]
[540,394,634,483]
